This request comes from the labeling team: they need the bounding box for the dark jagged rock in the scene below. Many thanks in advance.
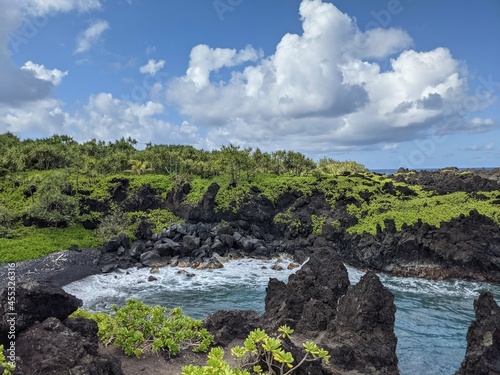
[216,188,276,231]
[261,247,349,334]
[0,281,82,345]
[123,183,162,212]
[0,282,123,374]
[135,217,153,240]
[14,317,123,375]
[392,168,500,194]
[341,210,500,282]
[110,179,128,203]
[280,338,329,375]
[322,272,399,375]
[166,182,219,222]
[455,292,500,375]
[203,310,260,346]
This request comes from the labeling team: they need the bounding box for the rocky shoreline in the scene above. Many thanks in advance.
[1,168,499,374]
[1,248,499,374]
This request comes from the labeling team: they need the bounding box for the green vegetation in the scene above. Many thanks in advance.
[0,225,100,262]
[0,345,16,375]
[347,189,500,235]
[310,215,326,235]
[1,132,499,262]
[71,299,213,358]
[182,325,330,375]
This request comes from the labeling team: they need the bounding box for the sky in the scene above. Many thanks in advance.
[0,0,499,169]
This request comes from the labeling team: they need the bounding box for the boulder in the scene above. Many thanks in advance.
[322,272,399,375]
[154,238,182,257]
[203,310,260,347]
[14,317,123,375]
[139,249,161,266]
[183,235,201,251]
[455,292,500,375]
[128,241,146,258]
[0,281,82,344]
[103,237,122,252]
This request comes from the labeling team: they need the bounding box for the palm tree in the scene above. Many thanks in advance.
[126,159,152,175]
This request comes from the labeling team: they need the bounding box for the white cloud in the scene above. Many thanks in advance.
[167,0,491,153]
[75,19,109,54]
[139,59,166,76]
[19,0,102,16]
[383,143,399,151]
[0,98,65,134]
[0,92,207,147]
[465,143,495,152]
[184,44,262,88]
[21,61,68,85]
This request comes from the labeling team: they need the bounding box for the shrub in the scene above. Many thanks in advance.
[182,325,330,375]
[26,171,79,227]
[96,209,130,242]
[71,299,213,358]
[0,345,16,375]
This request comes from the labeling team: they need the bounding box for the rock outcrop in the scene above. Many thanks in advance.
[0,281,123,375]
[203,310,260,346]
[455,291,500,375]
[262,248,399,375]
[321,271,399,375]
[0,281,82,343]
[261,247,350,334]
[341,210,500,282]
[392,168,500,194]
[15,317,123,375]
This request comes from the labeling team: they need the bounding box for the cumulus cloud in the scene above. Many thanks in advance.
[75,19,109,54]
[0,91,207,147]
[167,0,492,152]
[139,59,166,76]
[19,0,102,16]
[21,61,68,85]
[0,0,99,108]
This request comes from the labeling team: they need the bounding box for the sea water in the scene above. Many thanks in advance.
[63,258,500,375]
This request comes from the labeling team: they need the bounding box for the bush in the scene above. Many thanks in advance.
[26,171,79,227]
[182,325,330,375]
[96,209,130,242]
[71,299,214,358]
[0,345,16,375]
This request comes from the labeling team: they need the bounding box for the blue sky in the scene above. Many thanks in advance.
[0,0,499,169]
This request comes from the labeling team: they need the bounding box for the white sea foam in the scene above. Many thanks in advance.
[63,255,301,316]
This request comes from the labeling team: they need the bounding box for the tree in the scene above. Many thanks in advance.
[126,159,153,175]
[219,144,253,184]
[27,172,79,227]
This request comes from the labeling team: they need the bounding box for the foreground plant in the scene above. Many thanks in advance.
[0,345,16,375]
[182,325,330,375]
[71,299,213,357]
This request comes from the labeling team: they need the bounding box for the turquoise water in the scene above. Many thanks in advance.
[64,258,500,375]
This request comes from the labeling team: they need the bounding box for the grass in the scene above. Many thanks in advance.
[0,225,100,262]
